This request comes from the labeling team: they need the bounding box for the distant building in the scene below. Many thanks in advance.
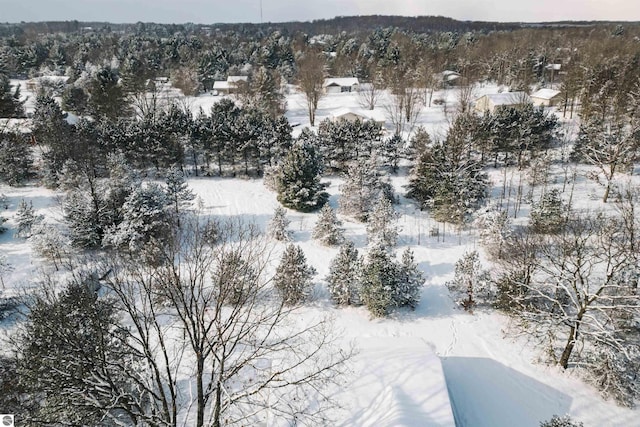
[441,70,462,87]
[530,88,562,107]
[474,92,532,113]
[212,76,249,95]
[323,77,359,94]
[329,108,386,126]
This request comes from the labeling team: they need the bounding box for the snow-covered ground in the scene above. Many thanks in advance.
[1,82,639,426]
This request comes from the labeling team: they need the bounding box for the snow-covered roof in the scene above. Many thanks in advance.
[213,81,231,90]
[330,108,385,123]
[545,63,562,71]
[480,92,531,106]
[531,88,561,100]
[442,70,461,81]
[324,77,359,88]
[227,76,248,83]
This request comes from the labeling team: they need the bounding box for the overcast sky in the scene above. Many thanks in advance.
[2,0,639,24]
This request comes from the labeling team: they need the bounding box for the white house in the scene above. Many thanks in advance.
[329,108,386,126]
[530,88,562,107]
[323,77,359,94]
[212,75,249,95]
[474,92,532,113]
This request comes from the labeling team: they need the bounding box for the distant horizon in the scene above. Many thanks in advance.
[2,0,639,26]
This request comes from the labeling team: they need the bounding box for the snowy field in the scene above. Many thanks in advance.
[1,82,639,426]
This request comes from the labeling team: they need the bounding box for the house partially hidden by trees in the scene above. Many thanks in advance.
[441,70,462,87]
[474,92,532,113]
[329,108,386,126]
[530,88,562,107]
[324,77,359,93]
[212,75,248,95]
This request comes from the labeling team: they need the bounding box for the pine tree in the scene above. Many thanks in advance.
[530,189,568,234]
[0,133,32,185]
[381,133,403,173]
[540,415,584,427]
[474,207,513,260]
[339,154,394,222]
[0,74,25,118]
[366,195,399,248]
[274,140,328,212]
[396,248,424,309]
[164,165,195,215]
[273,244,316,305]
[268,206,292,241]
[405,126,431,161]
[446,250,492,312]
[360,244,399,317]
[326,241,361,306]
[312,204,344,246]
[14,199,42,238]
[102,183,172,254]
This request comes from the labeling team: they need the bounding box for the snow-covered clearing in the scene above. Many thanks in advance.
[1,82,639,426]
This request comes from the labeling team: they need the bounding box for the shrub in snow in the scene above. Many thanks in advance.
[326,241,362,306]
[0,254,13,290]
[312,204,344,246]
[530,189,567,234]
[581,345,640,408]
[539,415,584,427]
[366,195,399,249]
[446,250,492,312]
[30,223,70,271]
[273,244,316,305]
[274,140,328,212]
[474,207,512,261]
[268,206,292,241]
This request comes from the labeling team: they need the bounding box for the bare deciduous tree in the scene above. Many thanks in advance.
[296,51,326,126]
[105,217,349,427]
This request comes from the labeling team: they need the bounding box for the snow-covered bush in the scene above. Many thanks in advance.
[539,415,584,427]
[268,206,292,242]
[326,241,361,306]
[164,165,195,215]
[474,207,512,261]
[31,223,70,271]
[581,345,640,408]
[273,244,316,305]
[312,204,344,246]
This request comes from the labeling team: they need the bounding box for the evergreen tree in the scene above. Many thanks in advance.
[446,250,492,312]
[381,132,403,173]
[274,140,328,212]
[396,247,424,309]
[360,244,399,317]
[164,165,195,215]
[102,183,172,255]
[405,126,431,161]
[339,154,394,222]
[0,73,25,118]
[14,199,42,238]
[530,189,568,234]
[273,244,316,305]
[86,66,130,121]
[312,204,344,246]
[366,195,399,249]
[474,207,513,260]
[267,206,292,242]
[326,241,361,306]
[0,132,32,185]
[540,415,584,427]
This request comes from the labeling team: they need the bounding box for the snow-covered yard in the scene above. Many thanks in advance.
[1,82,639,426]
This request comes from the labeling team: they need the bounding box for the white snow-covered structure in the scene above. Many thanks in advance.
[329,107,386,125]
[530,88,562,107]
[474,92,532,113]
[212,75,248,95]
[442,70,462,87]
[324,77,359,94]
